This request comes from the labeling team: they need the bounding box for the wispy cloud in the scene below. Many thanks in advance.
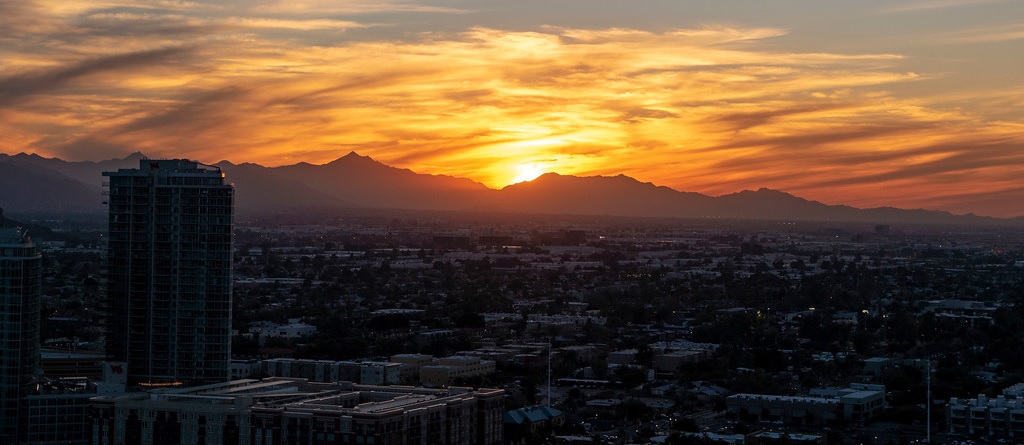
[878,0,1011,14]
[0,47,191,106]
[245,0,468,15]
[2,0,1024,216]
[935,23,1024,43]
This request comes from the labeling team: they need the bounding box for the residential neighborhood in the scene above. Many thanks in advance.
[32,212,1024,444]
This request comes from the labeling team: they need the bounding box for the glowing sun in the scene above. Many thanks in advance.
[510,163,547,184]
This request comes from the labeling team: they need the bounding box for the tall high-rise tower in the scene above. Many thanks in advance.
[0,227,41,442]
[104,159,234,387]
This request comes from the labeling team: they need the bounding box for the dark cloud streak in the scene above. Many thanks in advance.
[0,1,49,35]
[113,86,249,136]
[804,141,1024,189]
[699,125,914,156]
[704,104,847,131]
[0,47,191,107]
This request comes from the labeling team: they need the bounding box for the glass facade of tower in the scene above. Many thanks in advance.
[0,227,41,442]
[104,159,233,387]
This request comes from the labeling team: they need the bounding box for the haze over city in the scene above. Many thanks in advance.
[2,0,1023,217]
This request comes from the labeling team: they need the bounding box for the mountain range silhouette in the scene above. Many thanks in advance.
[0,151,1017,226]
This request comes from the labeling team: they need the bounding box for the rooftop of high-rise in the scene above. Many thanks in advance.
[0,227,29,245]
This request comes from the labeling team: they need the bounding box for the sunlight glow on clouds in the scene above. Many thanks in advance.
[2,0,1024,217]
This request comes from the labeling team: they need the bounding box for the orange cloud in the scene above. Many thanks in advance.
[2,2,1024,216]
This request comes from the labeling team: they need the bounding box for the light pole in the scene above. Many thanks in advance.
[926,359,931,444]
[547,338,552,407]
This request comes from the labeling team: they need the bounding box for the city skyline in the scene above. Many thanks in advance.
[2,1,1023,217]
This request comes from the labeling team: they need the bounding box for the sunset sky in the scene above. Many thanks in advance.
[2,0,1023,217]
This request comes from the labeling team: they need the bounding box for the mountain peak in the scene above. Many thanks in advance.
[755,187,790,196]
[729,187,793,198]
[328,151,383,167]
[535,172,566,180]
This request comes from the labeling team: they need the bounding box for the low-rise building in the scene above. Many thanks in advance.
[746,431,827,445]
[23,378,97,445]
[607,349,638,366]
[90,378,504,445]
[260,358,401,385]
[391,354,436,380]
[231,358,261,380]
[728,393,840,424]
[505,405,566,443]
[726,384,885,426]
[648,341,716,377]
[947,385,1024,438]
[861,357,892,378]
[420,356,496,387]
[250,319,317,343]
[557,345,602,365]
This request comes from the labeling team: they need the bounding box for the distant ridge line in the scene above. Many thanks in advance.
[0,151,1020,225]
